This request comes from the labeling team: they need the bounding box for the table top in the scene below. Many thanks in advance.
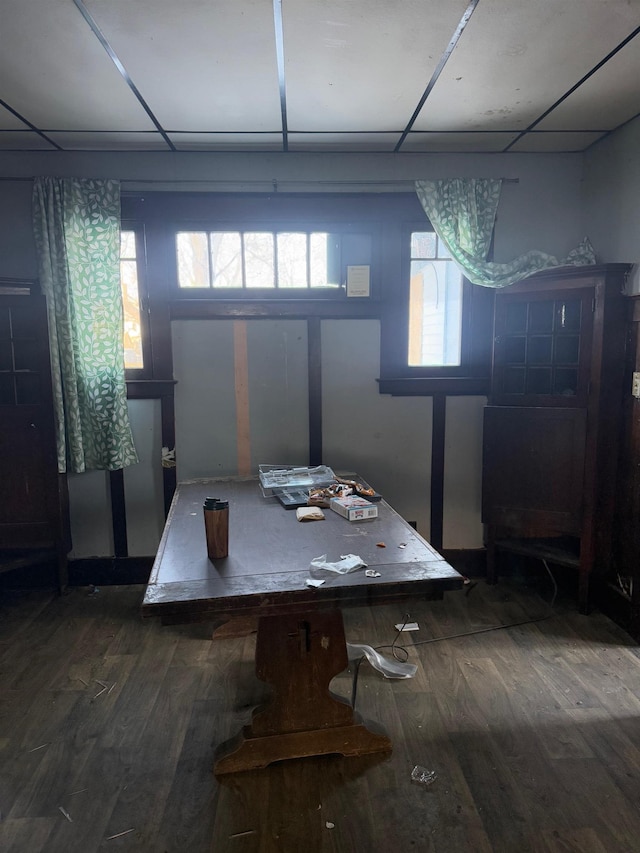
[142,477,463,622]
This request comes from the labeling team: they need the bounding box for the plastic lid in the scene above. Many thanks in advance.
[203,497,228,510]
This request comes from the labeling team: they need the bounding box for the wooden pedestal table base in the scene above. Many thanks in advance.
[214,609,392,774]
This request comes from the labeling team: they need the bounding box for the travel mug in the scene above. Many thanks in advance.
[203,497,229,560]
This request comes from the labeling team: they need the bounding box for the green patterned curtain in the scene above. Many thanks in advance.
[33,177,138,473]
[415,178,596,288]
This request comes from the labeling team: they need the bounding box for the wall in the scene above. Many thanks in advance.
[582,115,640,292]
[0,149,587,557]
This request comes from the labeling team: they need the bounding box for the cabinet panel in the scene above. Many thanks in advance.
[0,290,69,586]
[482,406,586,535]
[482,264,631,614]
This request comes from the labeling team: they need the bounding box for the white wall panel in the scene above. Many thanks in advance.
[172,320,238,479]
[443,396,486,550]
[246,320,309,471]
[582,115,640,290]
[67,470,112,558]
[321,320,432,537]
[123,399,165,557]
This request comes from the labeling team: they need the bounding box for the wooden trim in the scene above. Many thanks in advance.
[161,393,177,517]
[308,317,323,465]
[234,321,252,476]
[169,299,381,320]
[377,376,489,396]
[68,556,154,586]
[440,547,486,579]
[126,379,177,399]
[109,469,128,559]
[430,394,446,550]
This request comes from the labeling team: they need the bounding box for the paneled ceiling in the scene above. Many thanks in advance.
[0,0,638,154]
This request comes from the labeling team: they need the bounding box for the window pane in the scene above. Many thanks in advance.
[15,373,41,404]
[244,232,274,288]
[120,258,144,369]
[436,237,452,259]
[408,258,462,366]
[277,232,307,288]
[177,232,209,288]
[0,374,14,404]
[528,301,554,333]
[0,340,12,371]
[13,339,39,371]
[411,232,436,259]
[310,233,329,287]
[211,232,242,288]
[120,230,136,258]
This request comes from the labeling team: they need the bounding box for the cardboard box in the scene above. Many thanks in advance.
[329,495,378,522]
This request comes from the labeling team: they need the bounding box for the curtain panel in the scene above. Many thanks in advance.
[33,177,138,473]
[415,178,596,289]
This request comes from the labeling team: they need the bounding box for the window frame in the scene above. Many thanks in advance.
[378,220,494,396]
[121,220,153,381]
[170,218,380,301]
[120,192,495,396]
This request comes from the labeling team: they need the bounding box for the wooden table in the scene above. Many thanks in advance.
[142,477,463,773]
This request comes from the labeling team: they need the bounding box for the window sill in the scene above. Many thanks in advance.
[377,376,490,396]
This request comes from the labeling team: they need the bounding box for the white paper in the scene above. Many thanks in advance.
[310,554,366,574]
[395,622,419,632]
[346,265,370,297]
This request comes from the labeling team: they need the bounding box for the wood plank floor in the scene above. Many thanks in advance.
[1,578,640,852]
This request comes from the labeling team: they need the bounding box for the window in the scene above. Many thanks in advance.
[408,232,462,367]
[119,227,150,377]
[379,224,493,395]
[175,230,369,292]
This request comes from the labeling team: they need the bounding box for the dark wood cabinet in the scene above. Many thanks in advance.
[0,286,70,589]
[482,264,631,613]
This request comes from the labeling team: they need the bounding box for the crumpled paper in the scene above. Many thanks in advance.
[310,554,367,574]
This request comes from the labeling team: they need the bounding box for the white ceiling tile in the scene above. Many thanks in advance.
[170,133,284,151]
[0,0,635,154]
[288,133,400,152]
[47,132,171,151]
[509,132,607,152]
[537,39,640,130]
[414,0,640,132]
[400,132,519,153]
[0,0,155,130]
[0,132,58,150]
[283,0,472,131]
[85,0,282,132]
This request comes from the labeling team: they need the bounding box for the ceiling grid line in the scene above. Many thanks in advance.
[71,0,176,152]
[0,98,62,151]
[504,23,640,153]
[394,0,482,152]
[272,0,289,151]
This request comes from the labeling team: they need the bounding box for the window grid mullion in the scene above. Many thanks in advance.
[207,232,213,289]
[240,231,247,289]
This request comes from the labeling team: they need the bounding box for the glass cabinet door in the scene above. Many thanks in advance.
[491,288,594,406]
[0,301,45,407]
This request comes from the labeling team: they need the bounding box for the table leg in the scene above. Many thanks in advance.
[214,609,391,774]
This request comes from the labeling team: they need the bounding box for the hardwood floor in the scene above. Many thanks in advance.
[1,577,640,852]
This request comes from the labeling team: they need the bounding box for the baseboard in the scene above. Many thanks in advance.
[440,548,487,578]
[68,556,154,586]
